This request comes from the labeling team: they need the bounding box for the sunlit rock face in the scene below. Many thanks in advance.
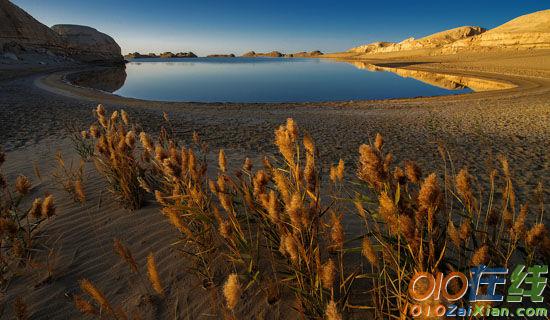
[349,26,486,54]
[443,9,550,53]
[349,9,550,55]
[51,24,123,64]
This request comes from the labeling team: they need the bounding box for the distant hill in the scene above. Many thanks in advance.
[349,26,485,54]
[444,9,550,52]
[349,9,550,55]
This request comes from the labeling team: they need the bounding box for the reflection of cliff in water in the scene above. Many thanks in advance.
[348,62,516,92]
[67,66,127,92]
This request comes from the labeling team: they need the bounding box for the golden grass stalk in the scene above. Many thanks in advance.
[223,273,241,311]
[74,179,86,203]
[526,223,546,247]
[41,195,55,218]
[321,259,336,289]
[470,245,489,266]
[113,239,138,273]
[74,294,97,315]
[362,237,378,267]
[146,253,163,295]
[325,299,342,320]
[15,175,31,195]
[79,279,115,316]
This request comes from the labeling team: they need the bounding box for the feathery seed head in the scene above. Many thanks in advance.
[218,149,227,173]
[15,175,31,195]
[362,237,378,267]
[374,133,384,151]
[321,259,336,289]
[41,195,55,217]
[147,253,163,295]
[526,223,546,248]
[223,274,241,311]
[121,110,129,125]
[325,300,342,320]
[29,198,43,218]
[471,245,489,266]
[405,161,422,184]
[418,173,440,211]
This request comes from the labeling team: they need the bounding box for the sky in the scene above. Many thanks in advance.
[12,0,549,56]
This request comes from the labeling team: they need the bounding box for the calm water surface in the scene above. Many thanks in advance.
[109,58,472,102]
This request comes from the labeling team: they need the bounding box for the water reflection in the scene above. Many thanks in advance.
[67,66,127,93]
[348,62,516,92]
[66,59,514,102]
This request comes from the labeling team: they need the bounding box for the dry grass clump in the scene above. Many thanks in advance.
[352,136,549,317]
[138,116,350,318]
[66,122,95,161]
[81,105,146,210]
[77,111,547,319]
[0,149,56,285]
[52,152,86,204]
[75,241,165,318]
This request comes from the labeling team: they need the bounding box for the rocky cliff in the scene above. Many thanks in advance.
[443,9,550,53]
[51,25,123,63]
[349,26,486,54]
[349,9,550,55]
[0,0,123,64]
[0,0,64,53]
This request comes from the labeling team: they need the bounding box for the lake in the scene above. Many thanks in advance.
[75,58,486,103]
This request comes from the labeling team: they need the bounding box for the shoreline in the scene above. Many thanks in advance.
[36,56,529,107]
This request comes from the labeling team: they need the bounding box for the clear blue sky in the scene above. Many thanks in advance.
[12,0,549,56]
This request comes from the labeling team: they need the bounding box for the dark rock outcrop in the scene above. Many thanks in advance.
[175,51,197,58]
[0,0,124,64]
[51,24,123,64]
[207,54,236,58]
[0,0,64,52]
[242,51,256,57]
[242,50,322,58]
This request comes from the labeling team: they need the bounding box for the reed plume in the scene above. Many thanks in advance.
[321,259,336,289]
[147,253,163,295]
[325,299,342,320]
[79,279,115,316]
[526,224,546,247]
[113,239,138,273]
[74,294,97,315]
[41,195,55,217]
[471,245,489,266]
[223,273,241,311]
[15,175,31,195]
[362,237,378,267]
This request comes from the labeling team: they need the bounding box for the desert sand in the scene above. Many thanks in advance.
[1,48,549,318]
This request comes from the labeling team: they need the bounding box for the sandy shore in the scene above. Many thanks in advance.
[1,49,549,318]
[2,50,549,188]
